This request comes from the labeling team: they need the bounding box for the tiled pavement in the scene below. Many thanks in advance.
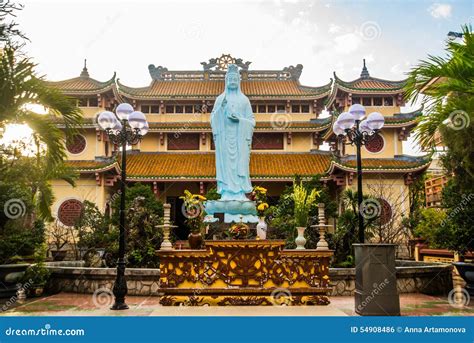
[1,293,473,316]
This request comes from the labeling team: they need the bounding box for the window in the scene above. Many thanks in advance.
[141,105,150,113]
[373,97,383,106]
[78,98,88,107]
[384,97,393,106]
[365,133,384,153]
[58,199,83,226]
[185,105,194,113]
[377,198,393,225]
[167,133,200,150]
[166,105,174,113]
[291,105,301,113]
[277,105,286,113]
[175,105,184,114]
[301,104,310,113]
[352,97,361,104]
[89,97,98,107]
[150,105,160,113]
[362,97,371,106]
[251,105,257,113]
[252,133,284,150]
[258,105,266,113]
[66,134,86,154]
[267,105,276,113]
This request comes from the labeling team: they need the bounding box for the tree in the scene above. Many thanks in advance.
[405,24,474,174]
[405,24,474,254]
[0,2,82,166]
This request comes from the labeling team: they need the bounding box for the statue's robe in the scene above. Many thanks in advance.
[211,91,255,200]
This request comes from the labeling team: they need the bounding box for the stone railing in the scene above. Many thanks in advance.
[45,260,453,298]
[46,264,160,296]
[329,260,453,296]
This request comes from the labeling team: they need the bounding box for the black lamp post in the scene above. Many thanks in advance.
[98,104,149,310]
[333,104,385,242]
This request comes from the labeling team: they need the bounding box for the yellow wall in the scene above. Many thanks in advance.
[51,176,109,215]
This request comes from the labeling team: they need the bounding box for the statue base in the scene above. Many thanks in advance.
[204,199,258,223]
[157,240,333,306]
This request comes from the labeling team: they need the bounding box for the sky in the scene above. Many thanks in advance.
[11,0,474,154]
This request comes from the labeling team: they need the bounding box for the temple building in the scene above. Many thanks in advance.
[49,55,429,241]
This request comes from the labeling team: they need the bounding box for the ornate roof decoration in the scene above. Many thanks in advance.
[47,61,116,96]
[326,154,431,174]
[80,59,89,78]
[200,54,251,71]
[360,58,370,78]
[146,54,306,82]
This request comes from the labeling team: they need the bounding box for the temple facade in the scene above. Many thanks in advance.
[49,54,429,242]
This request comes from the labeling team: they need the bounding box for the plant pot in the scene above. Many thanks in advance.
[188,232,203,249]
[0,264,30,298]
[256,217,267,240]
[295,227,306,250]
[354,244,400,316]
[453,262,474,296]
[51,250,67,262]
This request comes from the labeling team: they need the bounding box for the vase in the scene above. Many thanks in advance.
[295,227,306,250]
[256,217,267,240]
[188,232,203,249]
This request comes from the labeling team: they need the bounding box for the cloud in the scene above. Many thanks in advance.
[428,3,452,19]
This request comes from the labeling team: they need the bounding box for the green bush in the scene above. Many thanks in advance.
[414,208,451,248]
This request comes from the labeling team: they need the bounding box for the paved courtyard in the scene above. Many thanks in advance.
[1,293,473,316]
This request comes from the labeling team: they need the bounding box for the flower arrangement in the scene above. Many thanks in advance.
[250,186,269,217]
[293,182,320,228]
[180,190,207,233]
[228,222,249,239]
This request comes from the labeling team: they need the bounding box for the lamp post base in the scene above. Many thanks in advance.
[353,243,400,316]
[111,260,128,311]
[110,302,129,311]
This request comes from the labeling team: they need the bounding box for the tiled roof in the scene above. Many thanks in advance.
[65,159,116,172]
[327,155,431,174]
[67,153,430,179]
[117,80,332,100]
[333,74,406,94]
[148,119,332,132]
[47,73,116,95]
[384,109,422,125]
[123,152,332,180]
[331,61,406,94]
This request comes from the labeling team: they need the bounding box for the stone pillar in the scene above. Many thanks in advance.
[315,203,329,251]
[159,204,175,251]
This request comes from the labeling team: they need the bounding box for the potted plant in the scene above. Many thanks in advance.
[251,186,269,239]
[180,190,206,249]
[48,220,70,261]
[293,182,319,249]
[21,244,50,297]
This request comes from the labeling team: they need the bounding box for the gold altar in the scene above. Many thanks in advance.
[156,240,333,306]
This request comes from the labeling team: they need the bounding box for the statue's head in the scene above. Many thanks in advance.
[225,64,240,91]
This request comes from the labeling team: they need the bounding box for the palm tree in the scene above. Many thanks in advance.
[405,24,474,152]
[0,44,82,165]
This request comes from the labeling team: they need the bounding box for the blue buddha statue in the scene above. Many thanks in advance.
[211,64,255,200]
[205,64,258,223]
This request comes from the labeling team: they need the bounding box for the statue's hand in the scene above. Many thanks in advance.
[229,113,239,121]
